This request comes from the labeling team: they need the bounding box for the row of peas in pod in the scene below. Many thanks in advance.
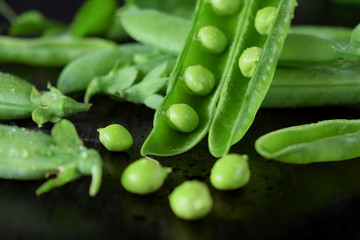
[141,0,298,157]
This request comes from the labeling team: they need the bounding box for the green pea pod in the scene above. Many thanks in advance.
[8,10,66,36]
[141,0,245,156]
[0,36,116,66]
[121,9,191,53]
[0,72,90,126]
[57,43,155,94]
[208,0,297,157]
[263,65,360,108]
[70,0,118,37]
[0,119,102,196]
[255,119,360,164]
[289,25,352,40]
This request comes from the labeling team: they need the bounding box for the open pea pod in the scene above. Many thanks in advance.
[141,0,245,156]
[208,0,297,157]
[255,119,360,164]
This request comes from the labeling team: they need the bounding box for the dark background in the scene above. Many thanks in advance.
[1,0,360,239]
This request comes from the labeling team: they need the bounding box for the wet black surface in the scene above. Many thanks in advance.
[1,0,360,239]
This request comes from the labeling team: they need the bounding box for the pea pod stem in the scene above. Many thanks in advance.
[255,119,360,164]
[0,72,90,126]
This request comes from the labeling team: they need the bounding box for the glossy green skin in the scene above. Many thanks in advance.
[142,0,243,156]
[169,180,213,220]
[211,0,241,16]
[255,119,360,164]
[166,104,199,133]
[209,0,297,157]
[0,120,102,196]
[210,154,250,190]
[121,158,172,195]
[197,26,228,54]
[255,7,277,35]
[98,124,133,152]
[57,43,154,94]
[183,65,216,96]
[0,36,116,66]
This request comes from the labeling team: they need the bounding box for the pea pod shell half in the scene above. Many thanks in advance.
[255,119,360,164]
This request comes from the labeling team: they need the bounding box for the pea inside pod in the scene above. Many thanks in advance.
[255,119,360,164]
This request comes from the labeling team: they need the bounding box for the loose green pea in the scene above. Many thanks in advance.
[183,65,216,96]
[197,26,228,54]
[168,180,213,220]
[121,158,172,195]
[211,0,241,16]
[255,7,277,35]
[165,103,199,133]
[238,46,262,78]
[210,154,250,190]
[98,124,133,151]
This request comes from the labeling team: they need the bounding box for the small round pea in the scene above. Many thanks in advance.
[255,7,277,35]
[98,124,133,151]
[183,65,216,96]
[238,46,262,78]
[121,158,172,195]
[210,154,250,190]
[168,180,213,220]
[211,0,241,16]
[165,103,199,133]
[197,26,228,54]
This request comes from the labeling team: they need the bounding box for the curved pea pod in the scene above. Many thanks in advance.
[0,36,116,67]
[262,65,360,108]
[0,119,102,196]
[0,72,90,126]
[141,0,246,156]
[57,43,157,94]
[208,0,297,157]
[255,119,360,164]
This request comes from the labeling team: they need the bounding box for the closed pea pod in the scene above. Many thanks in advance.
[209,0,297,157]
[0,36,116,67]
[121,158,172,195]
[168,180,213,220]
[255,119,360,164]
[0,120,102,196]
